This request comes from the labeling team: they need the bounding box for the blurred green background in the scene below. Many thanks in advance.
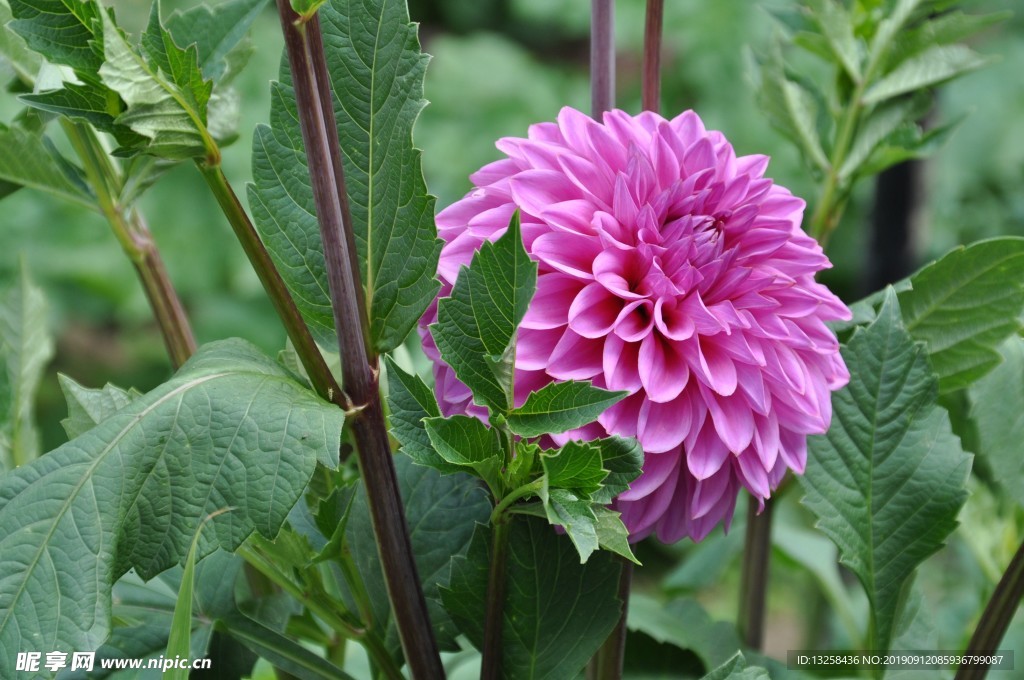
[1,0,1021,669]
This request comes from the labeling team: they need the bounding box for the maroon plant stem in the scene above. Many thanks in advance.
[739,496,774,650]
[274,3,444,676]
[955,538,1024,680]
[642,0,663,113]
[591,0,615,118]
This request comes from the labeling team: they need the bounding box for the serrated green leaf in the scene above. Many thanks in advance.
[164,0,267,84]
[0,264,53,469]
[886,11,1009,72]
[542,487,598,562]
[593,506,639,564]
[969,337,1024,508]
[508,440,538,489]
[440,517,622,679]
[20,82,122,132]
[857,114,962,178]
[423,414,503,493]
[58,375,138,439]
[541,440,606,493]
[98,8,215,159]
[754,39,829,172]
[7,0,104,76]
[0,0,41,83]
[346,456,490,655]
[806,0,861,82]
[249,0,442,352]
[801,290,971,651]
[589,436,643,504]
[863,44,989,106]
[0,339,345,659]
[839,95,927,181]
[383,356,460,474]
[898,238,1024,392]
[432,214,536,413]
[0,123,93,207]
[506,380,625,438]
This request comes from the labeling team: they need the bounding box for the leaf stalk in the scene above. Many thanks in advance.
[273,3,444,676]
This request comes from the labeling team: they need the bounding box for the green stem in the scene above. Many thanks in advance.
[955,538,1024,680]
[63,121,196,368]
[738,495,774,651]
[491,479,545,522]
[274,4,444,676]
[195,162,342,407]
[587,560,632,680]
[482,517,511,680]
[237,545,404,680]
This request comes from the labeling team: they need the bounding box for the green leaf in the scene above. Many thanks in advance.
[806,0,861,82]
[886,11,1009,72]
[593,506,639,564]
[383,357,460,474]
[542,487,598,562]
[164,0,267,84]
[7,0,104,75]
[753,38,829,172]
[589,436,644,504]
[423,414,503,493]
[863,44,990,106]
[165,514,216,680]
[898,238,1024,392]
[346,455,491,655]
[98,7,215,159]
[290,0,327,20]
[541,440,606,494]
[0,264,53,469]
[58,375,139,439]
[219,612,356,680]
[969,337,1024,508]
[701,652,770,680]
[0,0,41,83]
[249,0,442,352]
[801,290,972,651]
[0,123,93,207]
[441,517,623,679]
[507,381,625,438]
[432,213,535,413]
[839,95,927,181]
[0,339,345,658]
[626,594,742,672]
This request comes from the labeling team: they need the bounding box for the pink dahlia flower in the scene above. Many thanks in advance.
[420,107,850,543]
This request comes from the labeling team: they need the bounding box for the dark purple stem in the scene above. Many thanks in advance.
[587,561,632,680]
[955,538,1024,680]
[274,3,443,676]
[739,495,774,650]
[590,0,615,118]
[642,0,663,113]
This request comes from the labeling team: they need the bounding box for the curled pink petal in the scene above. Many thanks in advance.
[420,106,849,544]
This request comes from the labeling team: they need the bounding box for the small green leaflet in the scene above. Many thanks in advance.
[163,0,267,84]
[801,290,971,651]
[432,213,537,414]
[863,44,990,106]
[423,414,504,494]
[384,356,461,474]
[0,339,345,659]
[0,124,93,207]
[58,375,140,439]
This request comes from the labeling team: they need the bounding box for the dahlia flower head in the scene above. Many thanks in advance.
[420,107,851,543]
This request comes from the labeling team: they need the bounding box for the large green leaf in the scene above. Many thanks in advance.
[969,337,1024,508]
[0,124,93,207]
[506,380,625,438]
[898,238,1024,392]
[249,0,442,352]
[432,214,537,414]
[626,595,742,673]
[441,517,622,679]
[7,0,104,76]
[801,290,971,651]
[346,455,490,656]
[0,339,345,659]
[0,265,53,469]
[863,44,989,106]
